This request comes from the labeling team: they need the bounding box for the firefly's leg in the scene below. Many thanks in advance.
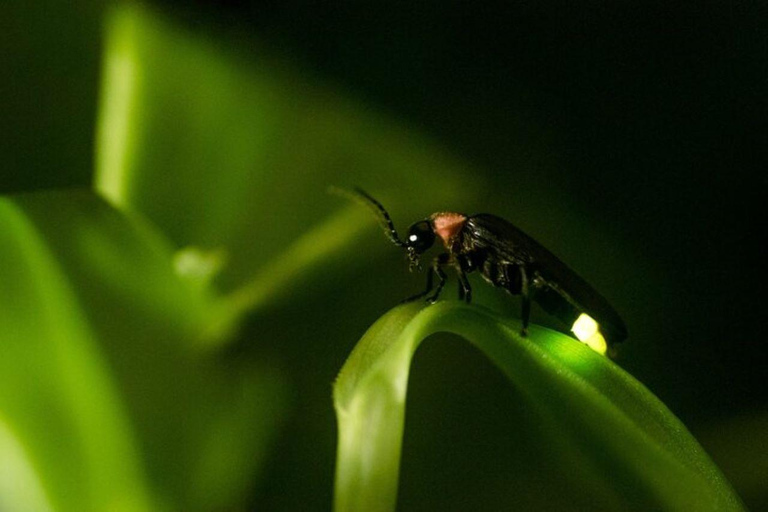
[520,266,531,337]
[425,262,448,304]
[400,268,432,303]
[455,256,472,303]
[401,253,447,303]
[457,273,472,303]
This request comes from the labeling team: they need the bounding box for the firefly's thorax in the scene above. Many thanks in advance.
[429,212,468,250]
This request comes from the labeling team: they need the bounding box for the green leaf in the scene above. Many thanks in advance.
[94,3,480,315]
[0,192,154,512]
[0,190,286,511]
[333,302,744,512]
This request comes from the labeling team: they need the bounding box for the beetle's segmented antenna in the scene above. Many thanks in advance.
[329,186,406,247]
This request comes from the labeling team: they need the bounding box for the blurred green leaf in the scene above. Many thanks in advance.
[0,192,154,512]
[0,416,55,512]
[1,4,489,510]
[0,190,286,511]
[94,3,479,313]
[334,302,744,512]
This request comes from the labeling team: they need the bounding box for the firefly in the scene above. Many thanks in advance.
[341,187,627,354]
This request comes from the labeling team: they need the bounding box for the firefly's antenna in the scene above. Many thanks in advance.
[329,186,406,247]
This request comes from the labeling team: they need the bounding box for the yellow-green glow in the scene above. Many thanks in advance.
[571,313,607,355]
[572,313,599,342]
[584,331,608,355]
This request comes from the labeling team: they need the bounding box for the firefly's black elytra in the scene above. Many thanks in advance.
[341,187,627,354]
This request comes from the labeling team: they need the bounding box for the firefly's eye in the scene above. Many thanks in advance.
[406,221,435,253]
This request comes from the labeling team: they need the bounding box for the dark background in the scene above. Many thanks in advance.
[125,0,768,423]
[161,0,768,400]
[4,1,767,509]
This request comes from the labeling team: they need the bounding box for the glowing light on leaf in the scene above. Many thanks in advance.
[584,331,608,355]
[571,313,608,355]
[571,313,599,341]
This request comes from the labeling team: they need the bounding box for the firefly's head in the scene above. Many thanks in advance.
[404,220,435,271]
[334,187,440,272]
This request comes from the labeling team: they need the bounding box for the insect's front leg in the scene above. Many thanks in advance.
[425,260,448,304]
[401,253,449,304]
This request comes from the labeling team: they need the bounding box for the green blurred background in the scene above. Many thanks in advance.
[2,0,766,510]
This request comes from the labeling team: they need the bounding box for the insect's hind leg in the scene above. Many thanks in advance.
[520,266,531,337]
[498,262,530,337]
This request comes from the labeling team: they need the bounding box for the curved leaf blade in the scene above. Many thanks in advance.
[334,302,744,512]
